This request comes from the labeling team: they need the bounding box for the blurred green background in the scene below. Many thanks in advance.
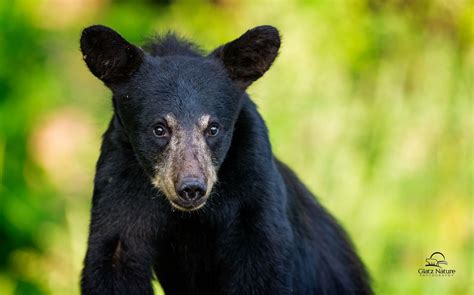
[0,0,472,294]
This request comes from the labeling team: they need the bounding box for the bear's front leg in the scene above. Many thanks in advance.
[81,228,155,295]
[81,197,157,295]
[81,227,156,295]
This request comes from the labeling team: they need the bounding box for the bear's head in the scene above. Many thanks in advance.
[80,25,280,211]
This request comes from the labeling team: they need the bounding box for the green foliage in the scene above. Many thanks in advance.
[0,0,472,294]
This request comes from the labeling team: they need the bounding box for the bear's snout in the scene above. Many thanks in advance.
[150,113,218,211]
[176,176,207,204]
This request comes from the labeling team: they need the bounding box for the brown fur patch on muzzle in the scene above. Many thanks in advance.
[151,114,217,211]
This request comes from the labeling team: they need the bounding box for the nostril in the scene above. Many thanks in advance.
[179,186,204,200]
[178,179,207,201]
[182,187,204,200]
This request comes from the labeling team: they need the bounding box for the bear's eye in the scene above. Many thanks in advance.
[153,124,169,138]
[206,123,220,137]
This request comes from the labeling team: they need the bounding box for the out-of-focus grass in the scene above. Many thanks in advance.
[0,0,472,294]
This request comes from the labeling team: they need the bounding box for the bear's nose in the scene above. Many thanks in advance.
[177,178,207,201]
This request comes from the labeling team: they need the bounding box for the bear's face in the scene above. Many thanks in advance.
[113,56,241,211]
[80,25,280,211]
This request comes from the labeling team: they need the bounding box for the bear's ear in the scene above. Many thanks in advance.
[210,25,280,89]
[80,25,144,85]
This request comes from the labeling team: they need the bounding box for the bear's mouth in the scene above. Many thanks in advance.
[169,197,207,212]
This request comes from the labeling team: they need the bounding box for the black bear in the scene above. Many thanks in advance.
[79,25,372,295]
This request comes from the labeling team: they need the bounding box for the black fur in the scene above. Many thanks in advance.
[80,25,372,295]
[143,32,203,58]
[80,25,144,84]
[210,26,280,89]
